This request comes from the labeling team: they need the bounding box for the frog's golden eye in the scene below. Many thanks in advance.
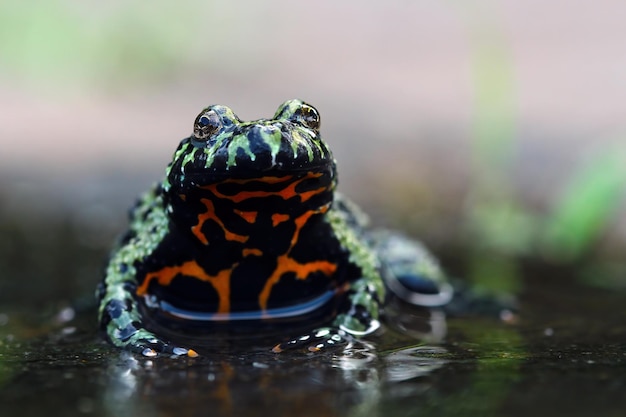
[295,104,321,131]
[193,109,222,141]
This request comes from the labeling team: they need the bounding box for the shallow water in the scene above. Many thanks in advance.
[1,214,625,417]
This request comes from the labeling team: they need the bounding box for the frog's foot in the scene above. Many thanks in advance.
[272,327,351,353]
[122,329,199,358]
[371,231,453,307]
[108,322,199,358]
[101,298,198,358]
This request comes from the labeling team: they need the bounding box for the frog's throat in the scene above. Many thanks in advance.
[137,171,338,316]
[185,171,334,246]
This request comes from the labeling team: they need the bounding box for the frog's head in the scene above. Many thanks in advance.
[164,100,337,231]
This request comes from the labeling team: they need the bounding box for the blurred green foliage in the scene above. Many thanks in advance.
[543,151,626,260]
[463,6,625,293]
[0,1,227,89]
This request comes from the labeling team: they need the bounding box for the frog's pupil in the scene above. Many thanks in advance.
[199,116,210,126]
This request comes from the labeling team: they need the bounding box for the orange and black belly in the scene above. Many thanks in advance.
[134,169,352,322]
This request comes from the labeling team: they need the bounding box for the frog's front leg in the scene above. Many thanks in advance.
[272,279,383,353]
[98,187,198,357]
[98,281,198,358]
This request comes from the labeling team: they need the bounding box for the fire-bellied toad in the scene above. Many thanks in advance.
[97,99,452,357]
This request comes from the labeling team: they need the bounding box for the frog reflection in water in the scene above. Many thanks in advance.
[97,100,453,357]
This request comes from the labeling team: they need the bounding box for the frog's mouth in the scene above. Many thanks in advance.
[182,165,335,187]
[169,141,337,196]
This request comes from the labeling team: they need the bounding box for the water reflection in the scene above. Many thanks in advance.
[105,353,139,402]
[5,270,626,417]
[384,297,448,343]
[102,328,449,416]
[384,346,448,383]
[0,273,459,416]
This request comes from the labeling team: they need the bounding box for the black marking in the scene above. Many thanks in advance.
[106,299,126,319]
[122,281,137,293]
[119,323,138,342]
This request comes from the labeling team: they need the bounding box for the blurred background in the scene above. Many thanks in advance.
[0,0,625,306]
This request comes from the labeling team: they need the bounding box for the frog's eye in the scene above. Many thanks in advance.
[193,109,222,141]
[294,104,321,131]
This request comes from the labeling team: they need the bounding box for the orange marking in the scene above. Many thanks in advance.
[258,254,337,310]
[242,248,263,257]
[289,205,328,246]
[200,172,327,204]
[258,207,337,311]
[192,198,249,245]
[137,260,233,313]
[234,209,258,223]
[225,176,295,185]
[271,213,290,227]
[179,194,187,201]
[170,172,335,314]
[210,363,235,414]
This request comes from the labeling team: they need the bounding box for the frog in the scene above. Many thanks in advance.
[97,99,453,357]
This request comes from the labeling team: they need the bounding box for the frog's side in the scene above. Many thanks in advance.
[97,100,452,357]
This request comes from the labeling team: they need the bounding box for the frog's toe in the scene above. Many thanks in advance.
[131,337,199,358]
[109,324,198,357]
[272,328,351,353]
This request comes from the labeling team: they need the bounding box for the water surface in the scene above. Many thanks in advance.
[0,205,625,417]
